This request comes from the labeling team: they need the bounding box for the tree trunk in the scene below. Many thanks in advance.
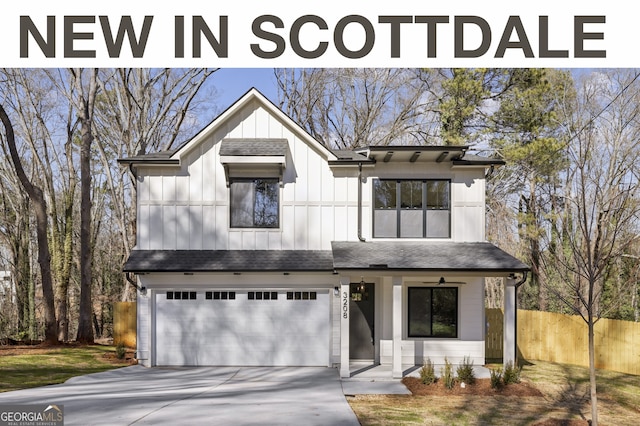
[76,107,95,343]
[588,316,599,425]
[75,69,97,344]
[0,104,58,344]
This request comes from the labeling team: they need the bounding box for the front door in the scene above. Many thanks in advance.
[349,282,375,360]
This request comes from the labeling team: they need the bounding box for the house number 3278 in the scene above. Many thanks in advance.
[342,291,348,319]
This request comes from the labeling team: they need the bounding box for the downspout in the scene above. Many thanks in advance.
[511,271,529,365]
[357,162,366,242]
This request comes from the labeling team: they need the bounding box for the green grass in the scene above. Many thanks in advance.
[349,360,640,426]
[0,345,130,392]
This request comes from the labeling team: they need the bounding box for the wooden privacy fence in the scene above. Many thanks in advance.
[486,308,640,376]
[113,302,136,348]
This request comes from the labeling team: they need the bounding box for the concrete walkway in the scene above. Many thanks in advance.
[0,366,360,426]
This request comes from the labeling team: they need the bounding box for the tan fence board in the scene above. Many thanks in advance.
[114,302,136,348]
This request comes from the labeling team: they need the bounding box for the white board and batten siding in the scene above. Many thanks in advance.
[136,99,363,252]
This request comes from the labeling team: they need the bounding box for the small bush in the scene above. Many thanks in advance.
[441,357,455,390]
[456,356,475,385]
[503,360,521,384]
[490,368,503,389]
[419,357,437,385]
[115,343,126,360]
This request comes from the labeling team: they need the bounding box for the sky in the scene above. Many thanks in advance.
[210,68,279,111]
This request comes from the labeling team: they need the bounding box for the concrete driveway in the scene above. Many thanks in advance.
[0,366,360,426]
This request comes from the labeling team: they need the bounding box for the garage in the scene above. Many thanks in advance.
[154,289,330,366]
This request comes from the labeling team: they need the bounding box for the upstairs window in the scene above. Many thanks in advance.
[373,179,450,238]
[230,178,279,228]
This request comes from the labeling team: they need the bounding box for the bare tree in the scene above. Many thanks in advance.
[0,103,58,344]
[544,69,640,426]
[2,69,80,341]
[93,68,216,301]
[69,68,99,344]
[275,68,439,148]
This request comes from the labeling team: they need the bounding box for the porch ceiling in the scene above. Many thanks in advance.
[331,241,530,275]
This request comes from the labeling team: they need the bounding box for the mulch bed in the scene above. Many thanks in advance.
[401,376,544,397]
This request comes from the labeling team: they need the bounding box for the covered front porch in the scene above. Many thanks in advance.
[331,241,530,379]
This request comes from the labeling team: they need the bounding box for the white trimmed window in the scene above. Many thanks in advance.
[230,178,279,228]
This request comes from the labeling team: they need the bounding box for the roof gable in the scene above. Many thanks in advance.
[170,88,337,163]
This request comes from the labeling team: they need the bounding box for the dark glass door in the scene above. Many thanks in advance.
[349,283,375,360]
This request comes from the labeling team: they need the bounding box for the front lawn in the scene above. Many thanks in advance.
[348,360,640,425]
[0,344,134,392]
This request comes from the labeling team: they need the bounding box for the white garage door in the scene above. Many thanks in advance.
[155,289,330,366]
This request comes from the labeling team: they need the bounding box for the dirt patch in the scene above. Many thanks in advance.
[0,342,71,356]
[402,376,544,397]
[101,350,138,365]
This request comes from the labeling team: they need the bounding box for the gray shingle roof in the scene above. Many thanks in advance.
[331,241,530,272]
[219,139,288,156]
[124,242,529,274]
[123,250,334,273]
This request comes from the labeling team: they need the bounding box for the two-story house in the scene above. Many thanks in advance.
[119,88,529,378]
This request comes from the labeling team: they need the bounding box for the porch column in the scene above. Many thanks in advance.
[392,276,403,378]
[339,276,351,378]
[503,275,517,366]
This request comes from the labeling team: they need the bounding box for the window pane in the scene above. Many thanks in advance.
[230,181,254,227]
[432,288,457,337]
[374,180,396,209]
[426,211,450,238]
[374,210,397,238]
[230,179,279,228]
[254,180,279,227]
[400,210,423,238]
[400,181,422,209]
[426,181,449,209]
[409,287,431,337]
[408,288,432,337]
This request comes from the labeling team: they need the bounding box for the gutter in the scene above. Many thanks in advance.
[357,162,366,242]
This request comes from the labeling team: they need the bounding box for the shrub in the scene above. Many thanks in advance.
[456,356,475,385]
[490,368,503,389]
[419,357,437,385]
[441,357,455,390]
[503,360,521,384]
[116,343,126,360]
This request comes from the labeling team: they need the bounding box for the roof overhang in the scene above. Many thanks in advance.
[124,242,530,278]
[219,138,289,187]
[331,241,530,277]
[357,145,469,164]
[123,250,335,273]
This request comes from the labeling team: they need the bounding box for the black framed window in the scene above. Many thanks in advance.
[408,287,458,338]
[373,179,450,238]
[230,178,279,228]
